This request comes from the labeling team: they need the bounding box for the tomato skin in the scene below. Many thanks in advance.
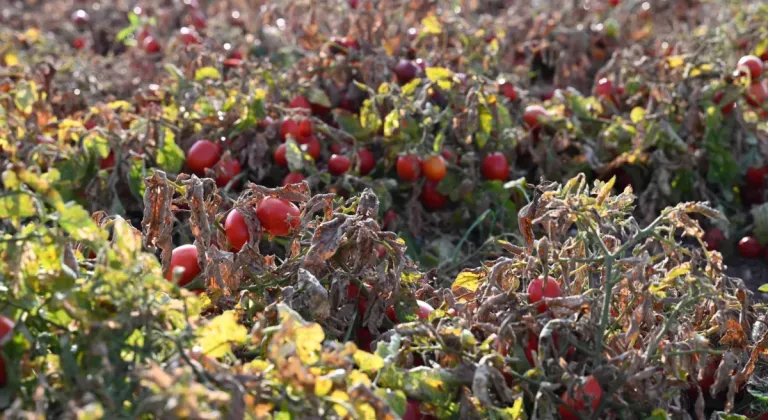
[524,330,538,366]
[187,140,221,175]
[559,376,602,420]
[415,300,434,320]
[281,172,305,186]
[422,155,447,182]
[73,37,87,50]
[397,154,422,181]
[303,136,322,160]
[746,166,768,188]
[595,78,613,97]
[713,91,736,115]
[0,316,15,346]
[403,399,426,420]
[738,236,763,258]
[100,152,116,170]
[178,27,200,45]
[481,152,509,181]
[143,36,161,53]
[737,55,763,79]
[189,10,207,29]
[347,282,370,315]
[328,154,352,175]
[527,276,563,313]
[289,95,312,112]
[356,327,373,352]
[704,228,725,251]
[523,105,550,130]
[499,81,518,101]
[166,244,201,287]
[394,60,419,85]
[297,119,313,139]
[273,144,288,167]
[357,149,376,175]
[608,0,619,6]
[744,81,767,108]
[225,209,250,251]
[216,158,241,187]
[256,197,301,236]
[280,119,299,141]
[421,181,448,210]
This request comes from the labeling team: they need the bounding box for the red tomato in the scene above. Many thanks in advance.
[189,10,207,29]
[499,81,518,101]
[298,119,313,138]
[356,327,373,352]
[273,144,288,167]
[216,158,241,187]
[737,236,763,258]
[302,136,322,160]
[737,55,763,80]
[608,0,619,6]
[523,105,550,130]
[178,27,200,45]
[713,91,736,115]
[403,399,426,420]
[143,36,161,54]
[357,149,376,175]
[422,155,447,182]
[421,181,448,210]
[0,316,15,346]
[744,81,767,108]
[394,60,419,85]
[71,9,89,25]
[347,282,370,315]
[328,154,351,175]
[376,244,386,258]
[166,244,201,287]
[256,197,301,236]
[225,209,250,251]
[382,210,397,229]
[187,140,221,175]
[704,228,725,251]
[280,119,299,141]
[746,166,768,187]
[481,152,509,181]
[524,330,538,366]
[527,275,563,313]
[441,149,458,164]
[415,300,434,319]
[289,95,312,112]
[330,37,360,55]
[73,37,87,50]
[100,152,116,170]
[281,172,306,186]
[397,154,422,181]
[559,376,602,420]
[595,78,613,97]
[386,306,397,323]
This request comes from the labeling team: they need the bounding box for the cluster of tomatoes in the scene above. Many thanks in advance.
[714,54,768,117]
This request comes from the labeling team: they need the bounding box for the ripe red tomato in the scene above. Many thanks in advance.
[421,181,448,210]
[216,157,241,187]
[71,9,89,26]
[403,399,426,420]
[441,149,458,164]
[481,152,509,181]
[356,327,373,352]
[524,330,539,366]
[499,81,518,101]
[704,228,725,251]
[330,37,360,55]
[72,37,87,50]
[713,91,736,115]
[100,152,116,170]
[0,315,15,346]
[303,136,322,160]
[608,0,619,6]
[376,244,386,258]
[595,78,613,97]
[523,105,550,130]
[737,55,763,80]
[273,144,288,167]
[347,282,370,315]
[559,376,602,420]
[256,197,301,236]
[356,149,376,175]
[280,119,299,141]
[394,60,419,85]
[746,166,768,187]
[298,119,313,138]
[178,27,201,45]
[225,209,250,251]
[166,244,201,287]
[187,140,221,175]
[281,172,306,186]
[143,36,161,54]
[527,275,563,313]
[421,155,447,182]
[328,154,351,175]
[415,300,434,320]
[744,81,767,108]
[397,154,422,181]
[289,95,312,112]
[737,236,762,258]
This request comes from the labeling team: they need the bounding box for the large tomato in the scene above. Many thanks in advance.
[559,376,603,420]
[186,140,221,175]
[225,209,250,251]
[166,244,201,287]
[527,275,563,313]
[256,197,301,236]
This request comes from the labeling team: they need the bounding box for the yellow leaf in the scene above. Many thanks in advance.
[667,56,685,69]
[4,52,19,67]
[107,100,134,111]
[452,270,484,301]
[421,15,442,35]
[196,311,247,358]
[331,390,350,417]
[630,107,646,124]
[354,402,377,420]
[295,323,325,365]
[425,67,453,83]
[57,118,83,142]
[314,377,333,396]
[195,66,221,81]
[378,83,391,95]
[354,350,384,374]
[663,263,690,284]
[347,370,372,387]
[401,78,422,95]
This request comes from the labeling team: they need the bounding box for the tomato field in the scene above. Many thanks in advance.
[1,0,768,418]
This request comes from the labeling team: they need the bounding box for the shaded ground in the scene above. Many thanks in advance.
[727,256,768,299]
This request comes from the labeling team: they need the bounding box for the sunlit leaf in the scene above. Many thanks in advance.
[421,15,443,35]
[194,66,221,81]
[58,202,104,242]
[196,311,247,358]
[353,350,384,374]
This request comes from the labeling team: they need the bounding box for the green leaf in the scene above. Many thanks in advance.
[156,129,185,173]
[194,66,221,81]
[0,193,35,220]
[359,99,382,135]
[307,88,331,108]
[374,389,407,418]
[337,114,369,141]
[14,80,35,115]
[644,409,669,420]
[630,107,646,124]
[58,202,104,242]
[758,283,768,292]
[497,104,512,131]
[83,133,110,159]
[128,159,146,198]
[285,138,304,171]
[478,105,492,135]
